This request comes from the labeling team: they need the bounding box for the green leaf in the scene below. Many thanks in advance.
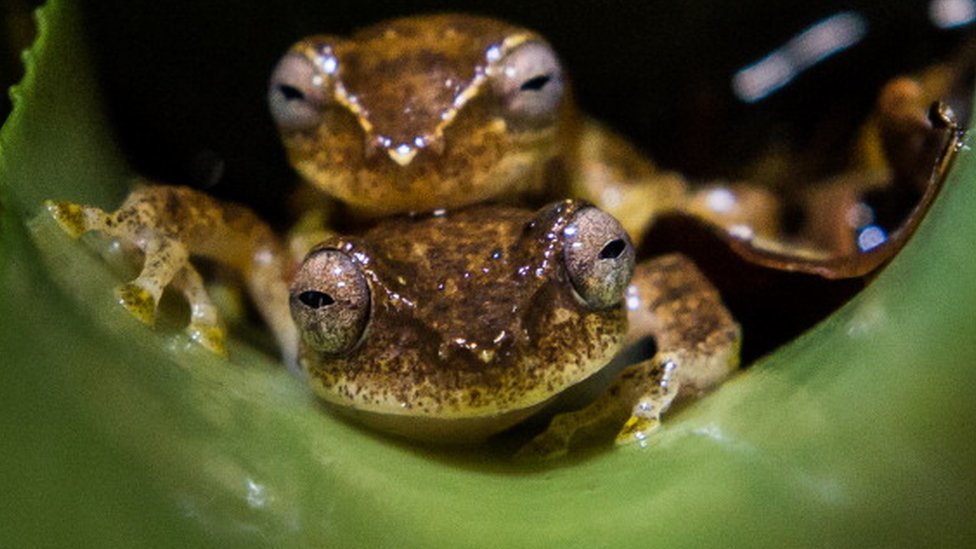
[1,1,974,546]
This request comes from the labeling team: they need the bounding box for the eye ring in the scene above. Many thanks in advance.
[268,52,330,131]
[491,41,565,121]
[289,248,371,355]
[562,207,635,309]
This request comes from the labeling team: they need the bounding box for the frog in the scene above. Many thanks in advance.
[46,13,956,358]
[39,14,962,453]
[45,191,738,455]
[266,13,785,245]
[288,199,739,454]
[265,13,951,262]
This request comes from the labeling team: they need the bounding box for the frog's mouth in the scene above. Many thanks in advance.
[304,317,628,445]
[284,94,563,218]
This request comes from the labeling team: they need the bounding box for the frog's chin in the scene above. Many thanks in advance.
[294,139,553,218]
[324,400,552,445]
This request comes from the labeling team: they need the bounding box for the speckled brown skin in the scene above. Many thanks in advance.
[277,14,955,269]
[292,202,739,448]
[280,14,573,219]
[297,201,628,442]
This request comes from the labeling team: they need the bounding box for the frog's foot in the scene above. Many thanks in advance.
[45,199,111,239]
[173,265,226,355]
[614,357,679,444]
[44,194,225,354]
[516,357,677,460]
[519,254,741,459]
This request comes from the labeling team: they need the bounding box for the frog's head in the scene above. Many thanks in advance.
[289,201,634,443]
[268,14,572,218]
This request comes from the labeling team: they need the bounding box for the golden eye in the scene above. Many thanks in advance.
[268,52,330,131]
[492,41,565,121]
[289,248,370,355]
[563,207,635,309]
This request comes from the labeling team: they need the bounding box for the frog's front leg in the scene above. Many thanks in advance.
[520,254,739,459]
[572,119,781,246]
[45,185,298,365]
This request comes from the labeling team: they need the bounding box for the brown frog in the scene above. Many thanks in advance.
[287,200,738,454]
[267,13,776,247]
[40,14,961,454]
[46,192,739,456]
[270,13,956,275]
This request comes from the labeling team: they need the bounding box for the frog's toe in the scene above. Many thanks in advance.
[187,322,227,356]
[115,282,158,325]
[174,266,228,356]
[44,199,107,239]
[615,414,661,445]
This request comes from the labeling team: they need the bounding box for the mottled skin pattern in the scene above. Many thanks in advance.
[280,15,572,219]
[299,202,629,441]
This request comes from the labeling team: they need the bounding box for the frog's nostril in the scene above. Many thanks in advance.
[599,239,627,260]
[299,290,335,309]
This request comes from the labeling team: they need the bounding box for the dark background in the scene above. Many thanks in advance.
[2,0,971,359]
[25,0,965,226]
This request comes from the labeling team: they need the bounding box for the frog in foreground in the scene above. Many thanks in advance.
[288,200,737,454]
[47,192,737,455]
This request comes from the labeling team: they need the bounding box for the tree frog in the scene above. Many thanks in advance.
[40,14,962,454]
[45,192,738,455]
[287,200,737,454]
[268,13,957,274]
[267,13,762,242]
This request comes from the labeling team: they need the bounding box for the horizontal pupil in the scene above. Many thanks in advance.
[599,239,626,259]
[299,290,335,308]
[519,74,551,92]
[278,84,306,101]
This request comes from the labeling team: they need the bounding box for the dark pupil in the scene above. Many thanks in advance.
[520,74,551,92]
[299,290,335,308]
[278,84,306,101]
[599,239,627,260]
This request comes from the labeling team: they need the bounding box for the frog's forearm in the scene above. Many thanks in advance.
[46,185,298,365]
[520,253,740,458]
[624,254,741,392]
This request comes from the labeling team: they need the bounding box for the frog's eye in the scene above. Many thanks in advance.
[289,249,370,355]
[493,41,565,121]
[563,208,635,309]
[268,53,329,131]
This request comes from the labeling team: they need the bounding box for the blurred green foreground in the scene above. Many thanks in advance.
[1,1,974,546]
